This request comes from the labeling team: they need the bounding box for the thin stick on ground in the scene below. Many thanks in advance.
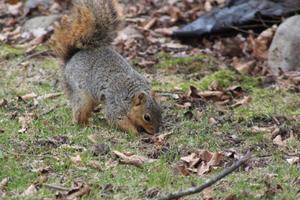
[43,183,70,192]
[10,50,51,68]
[156,152,252,200]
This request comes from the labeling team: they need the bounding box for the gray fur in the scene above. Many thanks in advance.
[63,47,161,127]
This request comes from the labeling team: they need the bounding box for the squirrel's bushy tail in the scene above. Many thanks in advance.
[49,0,122,62]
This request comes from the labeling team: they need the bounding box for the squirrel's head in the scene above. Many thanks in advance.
[128,92,162,135]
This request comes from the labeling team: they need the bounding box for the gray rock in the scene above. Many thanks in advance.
[23,15,60,37]
[268,15,300,74]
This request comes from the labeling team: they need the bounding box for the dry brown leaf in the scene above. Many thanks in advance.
[169,6,181,23]
[18,113,37,133]
[66,183,90,199]
[0,177,9,198]
[88,160,103,171]
[248,26,277,60]
[250,126,275,134]
[207,152,224,166]
[225,194,237,200]
[180,150,224,176]
[37,92,63,100]
[181,152,201,168]
[113,151,156,168]
[231,96,252,108]
[57,182,91,200]
[204,1,213,12]
[0,177,9,191]
[70,155,82,164]
[154,26,178,36]
[144,17,157,30]
[197,91,224,98]
[21,184,38,197]
[285,156,299,165]
[202,187,214,200]
[209,80,222,91]
[232,59,256,75]
[20,92,37,100]
[173,161,189,176]
[197,162,211,176]
[175,102,192,109]
[0,99,8,107]
[208,117,218,125]
[198,150,214,162]
[273,135,284,146]
[154,132,172,146]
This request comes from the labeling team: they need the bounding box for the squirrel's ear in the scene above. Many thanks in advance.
[132,92,146,106]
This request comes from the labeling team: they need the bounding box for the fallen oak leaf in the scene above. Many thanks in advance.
[208,117,218,125]
[197,91,224,98]
[20,92,37,101]
[37,92,63,100]
[144,17,157,30]
[18,113,38,133]
[232,59,256,75]
[207,152,224,166]
[56,182,91,200]
[157,152,251,200]
[113,151,156,168]
[198,150,214,162]
[155,132,172,145]
[180,150,224,176]
[0,99,8,107]
[202,187,214,200]
[0,177,9,198]
[154,26,178,36]
[88,160,103,171]
[197,162,211,176]
[181,153,201,168]
[250,126,276,135]
[173,161,190,176]
[175,102,192,109]
[285,155,299,165]
[65,182,91,200]
[70,155,82,165]
[21,184,38,197]
[273,135,284,146]
[209,80,223,91]
[230,96,252,108]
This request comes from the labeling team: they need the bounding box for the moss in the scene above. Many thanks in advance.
[234,88,300,121]
[35,58,59,70]
[0,43,24,59]
[152,69,260,92]
[156,52,216,73]
[34,45,49,52]
[196,69,260,90]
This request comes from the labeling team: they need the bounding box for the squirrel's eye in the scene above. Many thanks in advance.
[143,114,151,122]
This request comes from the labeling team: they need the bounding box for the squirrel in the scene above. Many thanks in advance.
[49,0,162,134]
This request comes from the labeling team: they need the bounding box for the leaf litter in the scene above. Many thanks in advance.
[1,0,300,199]
[113,151,157,168]
[176,150,224,176]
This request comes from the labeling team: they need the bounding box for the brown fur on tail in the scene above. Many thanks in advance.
[49,0,122,62]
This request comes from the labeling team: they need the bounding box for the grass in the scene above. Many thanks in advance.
[0,46,300,199]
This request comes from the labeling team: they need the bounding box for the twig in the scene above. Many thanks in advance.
[10,50,50,68]
[156,152,252,200]
[43,183,70,192]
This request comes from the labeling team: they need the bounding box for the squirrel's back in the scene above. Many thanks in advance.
[64,47,150,101]
[49,0,162,134]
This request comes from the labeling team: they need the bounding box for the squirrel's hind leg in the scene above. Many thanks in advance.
[70,91,95,126]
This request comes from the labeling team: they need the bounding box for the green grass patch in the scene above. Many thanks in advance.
[0,43,24,59]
